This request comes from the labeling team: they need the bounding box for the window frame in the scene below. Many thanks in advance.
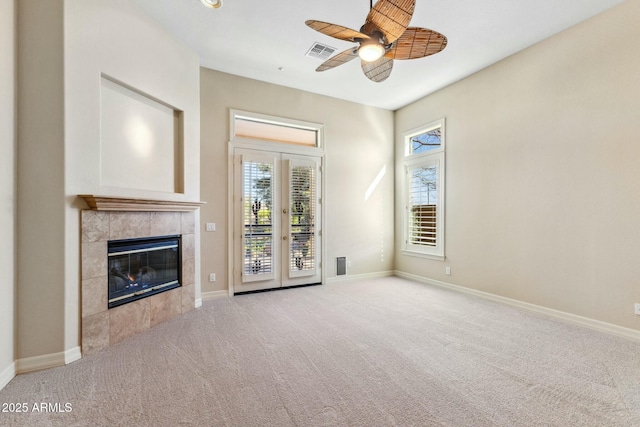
[230,109,324,151]
[401,118,446,261]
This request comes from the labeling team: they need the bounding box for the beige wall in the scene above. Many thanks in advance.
[16,0,201,363]
[395,0,640,330]
[0,0,17,388]
[17,0,67,360]
[200,69,395,294]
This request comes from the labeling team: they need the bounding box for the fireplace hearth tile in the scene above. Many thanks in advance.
[82,241,107,280]
[150,288,182,327]
[82,311,109,355]
[182,234,195,261]
[181,211,195,234]
[181,284,195,313]
[150,212,181,236]
[109,212,151,241]
[182,258,195,287]
[81,206,198,355]
[82,276,108,317]
[109,299,151,345]
[81,211,109,242]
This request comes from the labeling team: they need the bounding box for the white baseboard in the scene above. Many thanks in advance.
[201,290,229,301]
[65,346,82,364]
[0,361,16,391]
[325,270,394,284]
[395,271,640,342]
[16,346,82,374]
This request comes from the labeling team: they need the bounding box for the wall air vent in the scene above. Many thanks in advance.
[306,43,336,60]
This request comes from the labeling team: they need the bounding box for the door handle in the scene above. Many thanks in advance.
[282,236,288,241]
[283,208,288,214]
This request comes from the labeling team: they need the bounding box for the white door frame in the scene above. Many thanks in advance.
[231,149,322,293]
[227,136,325,296]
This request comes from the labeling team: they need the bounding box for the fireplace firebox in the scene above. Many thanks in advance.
[108,235,181,309]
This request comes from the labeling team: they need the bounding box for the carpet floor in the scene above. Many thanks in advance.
[1,276,640,426]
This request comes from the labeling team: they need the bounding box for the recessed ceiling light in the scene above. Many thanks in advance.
[200,0,222,9]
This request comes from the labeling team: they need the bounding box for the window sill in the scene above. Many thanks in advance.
[400,249,445,262]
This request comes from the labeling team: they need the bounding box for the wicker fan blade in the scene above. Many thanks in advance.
[361,56,393,82]
[316,47,359,72]
[305,20,370,42]
[364,0,415,44]
[385,27,447,60]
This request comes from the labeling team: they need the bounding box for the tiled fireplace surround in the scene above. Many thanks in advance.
[81,208,197,355]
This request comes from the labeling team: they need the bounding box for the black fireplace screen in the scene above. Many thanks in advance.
[108,235,181,309]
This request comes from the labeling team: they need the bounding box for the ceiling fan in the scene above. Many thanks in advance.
[305,0,447,82]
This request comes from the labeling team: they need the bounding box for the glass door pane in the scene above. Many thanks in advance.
[241,156,276,283]
[287,161,316,277]
[282,155,321,285]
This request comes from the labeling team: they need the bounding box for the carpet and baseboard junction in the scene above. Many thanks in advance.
[1,276,639,426]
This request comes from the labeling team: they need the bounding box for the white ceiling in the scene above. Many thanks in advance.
[130,0,625,111]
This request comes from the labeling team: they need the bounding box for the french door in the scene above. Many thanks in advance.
[233,148,322,292]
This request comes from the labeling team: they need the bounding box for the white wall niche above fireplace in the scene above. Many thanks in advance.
[100,75,184,194]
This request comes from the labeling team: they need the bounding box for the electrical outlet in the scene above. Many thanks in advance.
[445,267,451,276]
[635,303,640,315]
[209,273,216,282]
[205,223,216,232]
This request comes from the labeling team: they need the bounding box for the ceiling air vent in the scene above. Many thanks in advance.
[306,43,336,61]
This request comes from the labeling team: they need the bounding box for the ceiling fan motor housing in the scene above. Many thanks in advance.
[360,24,387,45]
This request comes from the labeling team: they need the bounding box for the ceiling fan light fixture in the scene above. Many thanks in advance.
[306,0,447,82]
[358,42,385,62]
[200,0,222,9]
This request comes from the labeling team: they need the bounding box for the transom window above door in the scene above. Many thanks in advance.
[231,110,323,148]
